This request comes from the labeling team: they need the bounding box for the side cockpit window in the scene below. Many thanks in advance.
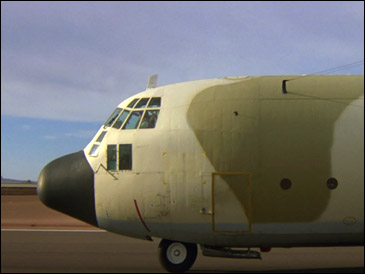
[119,144,132,170]
[107,144,132,171]
[107,145,117,170]
[89,130,107,157]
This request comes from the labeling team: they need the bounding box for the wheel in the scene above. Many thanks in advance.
[158,239,198,273]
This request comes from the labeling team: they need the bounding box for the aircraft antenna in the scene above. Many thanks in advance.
[282,60,364,94]
[147,74,158,89]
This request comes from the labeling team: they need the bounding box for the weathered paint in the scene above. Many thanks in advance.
[82,75,363,246]
[187,75,364,225]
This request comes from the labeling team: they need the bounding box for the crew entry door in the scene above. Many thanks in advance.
[212,172,252,233]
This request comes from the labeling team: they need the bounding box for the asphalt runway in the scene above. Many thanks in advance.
[2,229,364,273]
[1,195,364,273]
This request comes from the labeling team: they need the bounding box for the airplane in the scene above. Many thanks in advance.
[37,74,364,272]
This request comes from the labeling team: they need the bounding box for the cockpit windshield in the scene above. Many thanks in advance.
[90,97,161,157]
[104,108,122,127]
[103,97,161,129]
[140,110,159,128]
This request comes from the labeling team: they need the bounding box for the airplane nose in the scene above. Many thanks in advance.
[37,150,98,226]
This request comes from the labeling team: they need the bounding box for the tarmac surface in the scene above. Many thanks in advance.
[1,195,364,273]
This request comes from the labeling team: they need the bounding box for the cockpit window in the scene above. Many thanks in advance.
[104,97,161,131]
[104,108,122,127]
[119,144,132,170]
[135,98,149,108]
[107,145,117,170]
[96,131,107,142]
[123,111,143,129]
[127,99,138,108]
[112,110,130,129]
[139,110,159,129]
[147,97,161,108]
[89,144,100,157]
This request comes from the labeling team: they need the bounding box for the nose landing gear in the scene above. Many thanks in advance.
[158,239,197,273]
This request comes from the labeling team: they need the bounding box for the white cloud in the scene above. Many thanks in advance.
[21,124,31,130]
[64,130,97,139]
[43,135,58,140]
[42,130,96,141]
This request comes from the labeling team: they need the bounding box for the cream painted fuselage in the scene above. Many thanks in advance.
[39,75,364,248]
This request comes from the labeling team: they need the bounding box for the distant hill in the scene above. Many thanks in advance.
[1,177,37,184]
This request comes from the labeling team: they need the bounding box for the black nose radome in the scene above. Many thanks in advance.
[37,150,98,226]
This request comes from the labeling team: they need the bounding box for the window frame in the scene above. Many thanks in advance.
[112,109,130,129]
[106,144,133,171]
[104,108,122,127]
[103,97,162,131]
[135,97,151,109]
[122,110,144,130]
[139,109,160,129]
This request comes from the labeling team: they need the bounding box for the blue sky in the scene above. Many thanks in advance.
[1,1,364,180]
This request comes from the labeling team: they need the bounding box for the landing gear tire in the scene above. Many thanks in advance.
[158,239,197,273]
